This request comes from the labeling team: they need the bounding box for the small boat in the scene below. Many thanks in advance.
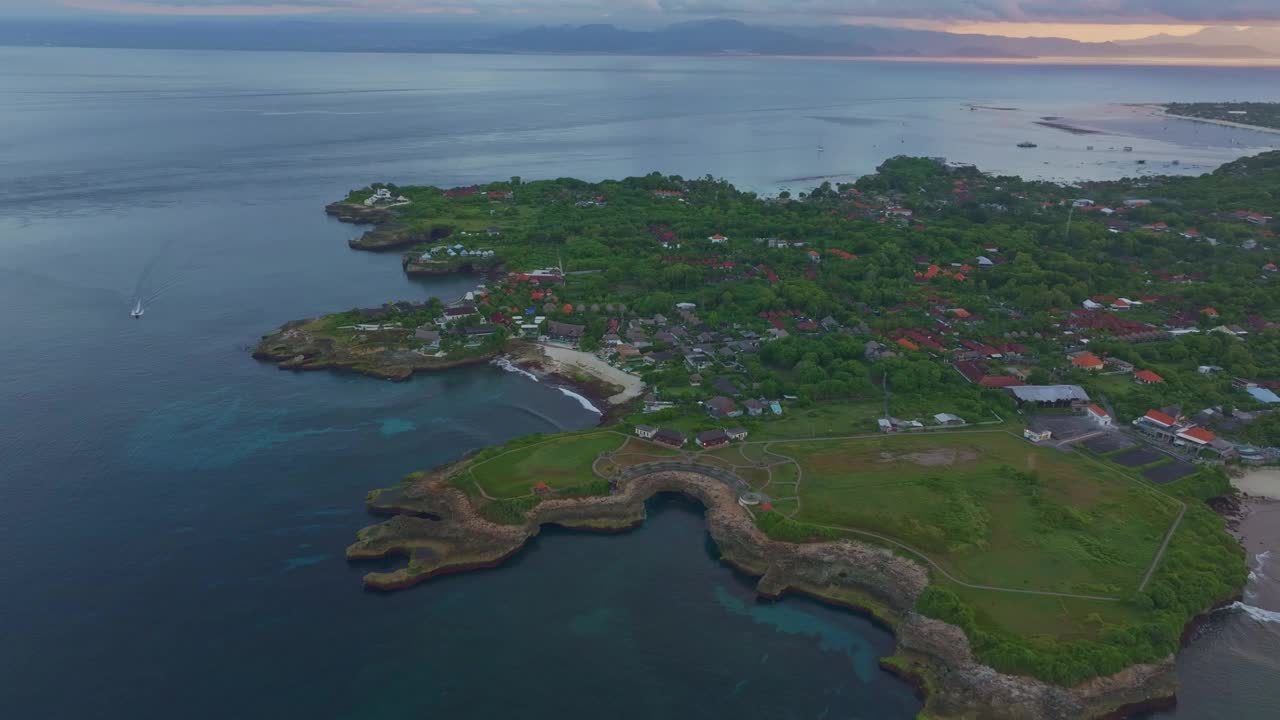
[1016,141,1037,148]
[130,300,144,319]
[1123,146,1134,152]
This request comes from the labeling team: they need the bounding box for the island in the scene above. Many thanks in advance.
[257,151,1280,719]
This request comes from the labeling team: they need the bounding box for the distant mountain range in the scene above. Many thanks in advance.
[1,17,1275,61]
[478,20,1278,60]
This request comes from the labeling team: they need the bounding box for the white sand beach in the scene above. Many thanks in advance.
[538,344,644,406]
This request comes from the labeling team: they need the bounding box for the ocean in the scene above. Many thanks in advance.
[0,46,1277,719]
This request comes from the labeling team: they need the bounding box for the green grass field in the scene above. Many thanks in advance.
[467,431,625,498]
[770,431,1180,597]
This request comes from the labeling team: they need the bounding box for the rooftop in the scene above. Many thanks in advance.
[1009,385,1090,403]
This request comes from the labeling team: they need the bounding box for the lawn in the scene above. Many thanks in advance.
[467,431,625,498]
[947,583,1146,641]
[769,430,1180,597]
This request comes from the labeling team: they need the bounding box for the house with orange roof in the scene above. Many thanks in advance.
[1176,426,1216,445]
[1140,409,1177,428]
[1201,307,1219,318]
[1086,404,1112,427]
[1134,370,1164,384]
[1071,352,1105,371]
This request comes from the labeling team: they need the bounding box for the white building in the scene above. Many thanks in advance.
[1086,404,1112,427]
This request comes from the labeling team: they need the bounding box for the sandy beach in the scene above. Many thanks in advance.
[536,344,644,406]
[1231,468,1280,500]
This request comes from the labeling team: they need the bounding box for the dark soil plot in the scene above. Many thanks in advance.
[1027,414,1096,441]
[1112,447,1164,467]
[1143,461,1198,484]
[1080,434,1134,455]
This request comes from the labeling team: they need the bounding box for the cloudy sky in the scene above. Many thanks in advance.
[6,0,1280,41]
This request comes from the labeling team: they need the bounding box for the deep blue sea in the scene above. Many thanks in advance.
[1,47,1277,719]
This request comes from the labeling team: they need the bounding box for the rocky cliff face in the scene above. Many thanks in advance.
[347,468,1178,720]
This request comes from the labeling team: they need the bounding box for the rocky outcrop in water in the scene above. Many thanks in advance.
[347,468,1178,719]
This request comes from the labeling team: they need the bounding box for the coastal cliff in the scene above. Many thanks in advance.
[347,468,1178,720]
[324,201,453,251]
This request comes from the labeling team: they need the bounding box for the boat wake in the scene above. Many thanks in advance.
[556,387,601,415]
[491,357,539,382]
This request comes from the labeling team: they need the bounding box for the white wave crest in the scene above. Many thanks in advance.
[1230,602,1280,624]
[491,357,539,382]
[556,387,601,415]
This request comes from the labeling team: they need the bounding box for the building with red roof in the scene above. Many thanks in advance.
[1071,352,1105,371]
[896,338,919,351]
[1134,370,1164,384]
[1086,404,1112,427]
[1177,426,1216,445]
[1142,409,1177,428]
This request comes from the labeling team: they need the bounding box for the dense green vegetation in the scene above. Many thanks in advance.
[339,151,1278,446]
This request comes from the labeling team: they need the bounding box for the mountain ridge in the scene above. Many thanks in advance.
[0,17,1274,61]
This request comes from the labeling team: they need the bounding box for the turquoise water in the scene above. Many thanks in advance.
[1,46,1277,719]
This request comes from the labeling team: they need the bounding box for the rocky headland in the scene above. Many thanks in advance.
[324,201,453,251]
[401,251,504,277]
[253,318,497,381]
[347,466,1180,720]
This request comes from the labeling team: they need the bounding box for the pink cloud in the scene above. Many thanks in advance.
[64,1,336,15]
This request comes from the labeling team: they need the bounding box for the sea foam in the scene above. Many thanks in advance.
[492,357,539,382]
[1230,601,1280,624]
[556,387,602,415]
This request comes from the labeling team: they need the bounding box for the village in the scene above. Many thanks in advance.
[314,153,1280,475]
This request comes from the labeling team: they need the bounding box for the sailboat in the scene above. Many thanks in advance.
[130,299,144,319]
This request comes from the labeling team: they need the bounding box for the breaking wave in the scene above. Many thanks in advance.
[1228,602,1280,624]
[491,357,539,382]
[556,387,601,415]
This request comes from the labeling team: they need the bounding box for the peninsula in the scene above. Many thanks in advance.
[257,152,1280,719]
[1164,102,1280,134]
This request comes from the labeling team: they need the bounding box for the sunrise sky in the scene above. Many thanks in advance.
[5,1,1279,46]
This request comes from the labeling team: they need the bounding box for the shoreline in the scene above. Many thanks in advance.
[347,468,1180,720]
[1152,107,1280,137]
[1230,467,1280,501]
